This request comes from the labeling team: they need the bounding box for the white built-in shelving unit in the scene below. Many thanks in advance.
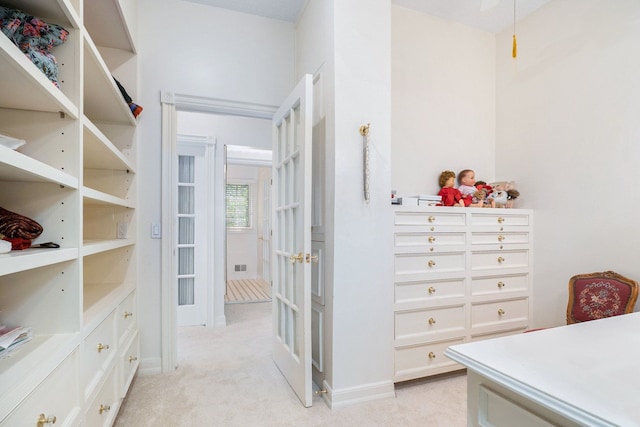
[0,0,139,424]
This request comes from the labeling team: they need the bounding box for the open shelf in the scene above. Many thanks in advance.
[0,248,78,277]
[0,146,78,188]
[84,0,137,53]
[82,187,134,208]
[83,117,135,172]
[83,282,134,334]
[82,239,134,257]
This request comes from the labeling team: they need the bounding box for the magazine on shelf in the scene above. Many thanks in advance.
[0,325,33,358]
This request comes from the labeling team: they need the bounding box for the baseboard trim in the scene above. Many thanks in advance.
[138,357,162,376]
[323,379,396,409]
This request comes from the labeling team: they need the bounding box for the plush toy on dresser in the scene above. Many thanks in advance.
[489,181,520,208]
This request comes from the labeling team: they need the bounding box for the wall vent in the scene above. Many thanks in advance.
[234,264,247,272]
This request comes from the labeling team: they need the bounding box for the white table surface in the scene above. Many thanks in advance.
[445,313,640,427]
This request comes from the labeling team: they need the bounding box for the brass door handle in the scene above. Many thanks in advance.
[37,414,56,427]
[97,343,110,353]
[306,253,319,263]
[289,252,304,264]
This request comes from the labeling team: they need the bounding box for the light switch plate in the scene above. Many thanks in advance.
[151,223,161,239]
[117,222,128,239]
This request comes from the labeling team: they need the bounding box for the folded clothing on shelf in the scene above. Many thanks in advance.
[0,5,69,88]
[0,206,43,240]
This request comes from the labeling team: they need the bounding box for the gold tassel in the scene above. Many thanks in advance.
[512,34,517,58]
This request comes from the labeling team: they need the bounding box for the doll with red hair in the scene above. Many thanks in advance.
[437,170,467,207]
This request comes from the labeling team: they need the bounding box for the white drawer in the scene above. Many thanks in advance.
[471,298,528,330]
[84,365,119,427]
[471,213,529,227]
[119,331,139,398]
[116,290,136,345]
[471,250,528,270]
[471,232,529,245]
[395,231,466,249]
[394,337,465,382]
[395,278,465,305]
[471,274,529,296]
[395,211,466,227]
[395,251,465,275]
[83,310,116,398]
[395,305,465,341]
[3,350,80,427]
[479,386,555,427]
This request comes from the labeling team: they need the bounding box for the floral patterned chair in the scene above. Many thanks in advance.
[566,271,639,324]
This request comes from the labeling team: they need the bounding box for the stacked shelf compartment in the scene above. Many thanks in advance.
[0,0,138,424]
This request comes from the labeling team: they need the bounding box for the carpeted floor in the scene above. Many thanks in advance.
[114,302,467,426]
[225,278,271,303]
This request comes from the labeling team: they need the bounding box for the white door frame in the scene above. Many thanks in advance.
[161,92,277,373]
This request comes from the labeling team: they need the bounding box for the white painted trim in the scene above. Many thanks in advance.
[322,379,396,410]
[137,357,162,376]
[160,92,277,373]
[161,91,278,119]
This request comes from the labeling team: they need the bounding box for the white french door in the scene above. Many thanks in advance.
[176,143,209,326]
[261,178,271,283]
[271,74,313,407]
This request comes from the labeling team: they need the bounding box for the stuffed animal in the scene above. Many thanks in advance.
[489,181,520,208]
[488,190,509,208]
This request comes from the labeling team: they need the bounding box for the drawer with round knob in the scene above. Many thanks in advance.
[471,232,529,246]
[395,231,466,250]
[470,213,529,227]
[2,350,80,427]
[395,211,466,228]
[395,251,465,275]
[471,274,529,297]
[116,290,136,345]
[82,310,116,398]
[84,363,118,427]
[394,337,465,382]
[395,304,465,342]
[119,331,139,398]
[471,298,528,331]
[471,250,529,271]
[395,277,465,306]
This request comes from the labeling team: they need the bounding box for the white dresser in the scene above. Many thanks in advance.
[393,206,533,382]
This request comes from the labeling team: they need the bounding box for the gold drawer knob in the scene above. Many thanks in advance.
[427,260,436,268]
[123,311,133,318]
[37,414,56,427]
[428,236,436,243]
[498,308,505,316]
[97,343,110,353]
[428,286,436,294]
[497,235,505,242]
[428,351,436,360]
[99,404,111,415]
[428,317,436,325]
[129,355,138,363]
[497,217,505,223]
[497,256,505,264]
[428,216,436,223]
[497,281,505,288]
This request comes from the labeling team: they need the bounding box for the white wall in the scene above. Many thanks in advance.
[495,0,640,327]
[136,0,294,368]
[391,6,496,197]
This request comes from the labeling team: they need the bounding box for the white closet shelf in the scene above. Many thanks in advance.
[0,0,80,30]
[0,146,78,188]
[0,36,78,119]
[0,332,79,420]
[0,248,78,277]
[83,33,136,126]
[82,187,134,208]
[83,117,135,172]
[82,239,134,257]
[84,0,137,53]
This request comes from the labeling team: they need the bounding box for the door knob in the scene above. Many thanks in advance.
[289,252,304,264]
[306,253,319,263]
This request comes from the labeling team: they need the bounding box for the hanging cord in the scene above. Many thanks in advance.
[360,124,370,204]
[512,0,517,58]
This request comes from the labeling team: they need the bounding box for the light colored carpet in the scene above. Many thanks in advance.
[225,278,271,303]
[114,302,467,426]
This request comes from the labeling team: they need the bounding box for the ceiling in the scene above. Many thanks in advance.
[180,0,553,33]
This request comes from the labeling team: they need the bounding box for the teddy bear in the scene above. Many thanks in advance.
[489,181,520,208]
